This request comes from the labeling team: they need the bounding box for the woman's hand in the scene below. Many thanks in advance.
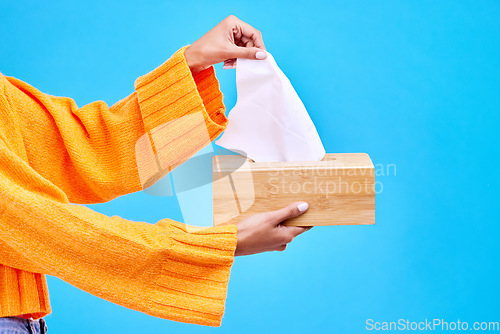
[184,15,267,76]
[234,202,312,256]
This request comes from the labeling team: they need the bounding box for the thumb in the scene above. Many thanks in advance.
[227,45,267,60]
[269,202,309,225]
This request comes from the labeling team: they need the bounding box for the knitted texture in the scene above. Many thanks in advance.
[0,47,237,327]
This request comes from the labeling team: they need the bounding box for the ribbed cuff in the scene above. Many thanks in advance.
[134,46,228,189]
[0,267,51,320]
[144,222,237,326]
[134,46,227,135]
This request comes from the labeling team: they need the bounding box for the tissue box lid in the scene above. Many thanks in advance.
[212,153,373,171]
[212,153,375,226]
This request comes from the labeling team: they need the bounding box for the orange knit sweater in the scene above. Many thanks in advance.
[0,46,238,327]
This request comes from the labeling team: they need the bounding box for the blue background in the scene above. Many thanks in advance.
[1,1,499,333]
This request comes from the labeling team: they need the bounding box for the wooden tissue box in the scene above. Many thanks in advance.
[212,153,375,226]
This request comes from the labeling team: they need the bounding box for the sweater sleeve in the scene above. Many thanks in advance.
[1,46,227,204]
[0,47,237,326]
[0,135,238,326]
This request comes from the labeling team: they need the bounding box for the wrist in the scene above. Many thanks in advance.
[184,45,206,76]
[235,227,241,256]
[234,224,245,257]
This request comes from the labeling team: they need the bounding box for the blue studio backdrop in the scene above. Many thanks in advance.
[1,1,499,333]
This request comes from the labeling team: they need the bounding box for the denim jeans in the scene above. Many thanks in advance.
[0,317,47,334]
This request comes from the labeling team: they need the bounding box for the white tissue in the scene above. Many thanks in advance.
[216,52,325,162]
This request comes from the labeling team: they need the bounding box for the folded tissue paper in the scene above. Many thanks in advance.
[216,52,325,162]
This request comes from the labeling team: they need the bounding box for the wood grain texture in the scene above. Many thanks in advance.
[212,153,375,226]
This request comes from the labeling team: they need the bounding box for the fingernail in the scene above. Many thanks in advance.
[297,202,309,212]
[256,51,267,60]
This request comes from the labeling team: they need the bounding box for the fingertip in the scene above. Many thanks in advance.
[297,202,309,213]
[223,59,236,69]
[287,225,310,237]
[255,50,267,60]
[301,226,313,234]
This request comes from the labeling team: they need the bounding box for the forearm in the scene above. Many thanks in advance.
[1,46,227,204]
[0,147,237,325]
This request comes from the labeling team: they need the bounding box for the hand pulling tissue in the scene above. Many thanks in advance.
[216,52,326,162]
